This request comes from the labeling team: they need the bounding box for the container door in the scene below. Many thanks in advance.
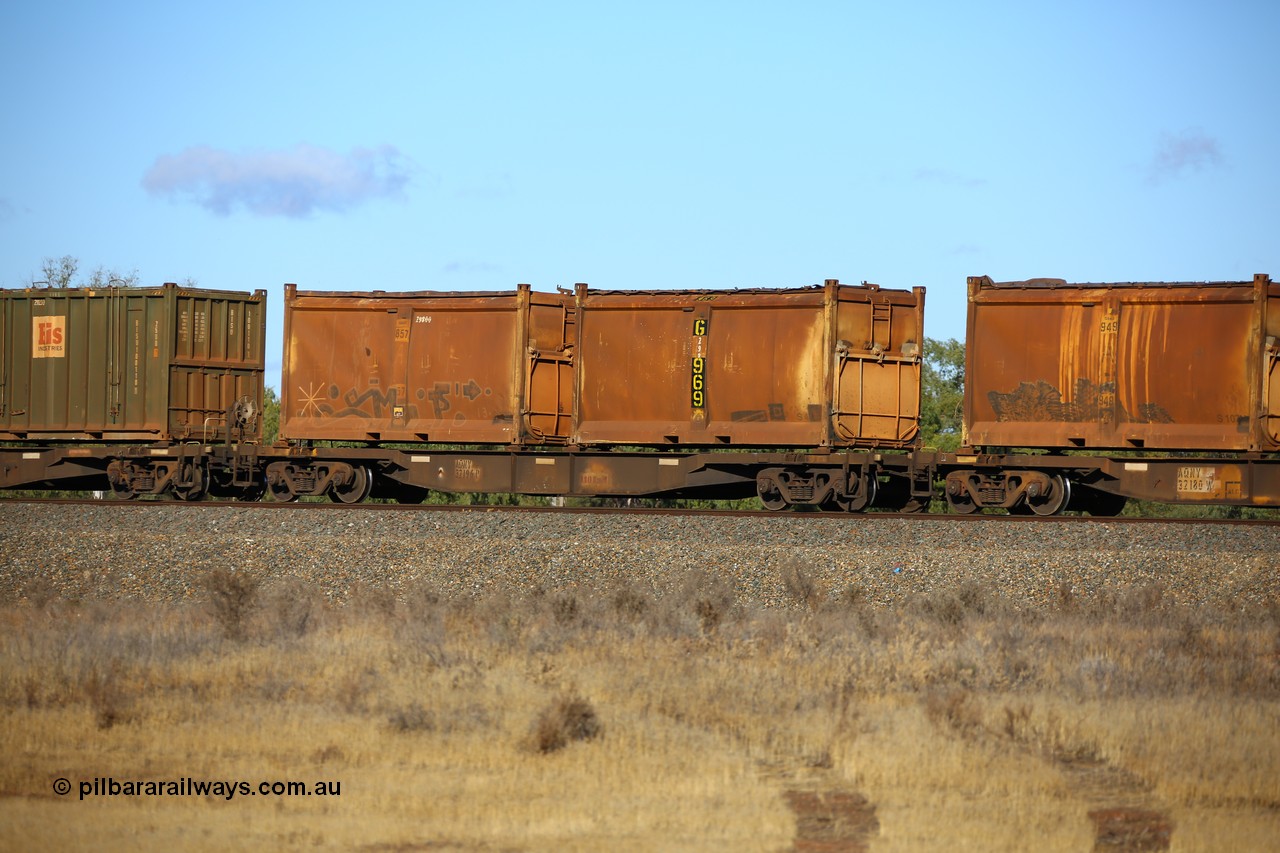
[524,295,574,443]
[0,298,8,423]
[1268,343,1279,444]
[1267,290,1279,445]
[831,293,921,445]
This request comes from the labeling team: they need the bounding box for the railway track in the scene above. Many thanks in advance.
[2,497,1276,526]
[2,498,1276,609]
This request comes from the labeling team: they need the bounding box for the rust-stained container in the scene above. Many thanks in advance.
[0,283,266,441]
[280,284,574,444]
[964,274,1280,452]
[573,279,925,447]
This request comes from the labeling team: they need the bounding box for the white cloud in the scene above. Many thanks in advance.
[1148,129,1224,183]
[142,144,411,217]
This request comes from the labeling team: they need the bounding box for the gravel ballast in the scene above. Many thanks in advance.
[1,503,1276,611]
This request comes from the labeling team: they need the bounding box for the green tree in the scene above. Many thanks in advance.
[262,387,280,445]
[920,337,965,450]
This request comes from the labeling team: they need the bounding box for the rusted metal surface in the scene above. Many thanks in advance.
[281,279,924,452]
[281,284,574,445]
[0,284,265,441]
[965,274,1279,453]
[262,444,930,504]
[935,450,1280,513]
[574,280,924,447]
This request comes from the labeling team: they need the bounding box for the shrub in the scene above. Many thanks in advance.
[529,694,602,754]
[780,559,826,611]
[204,568,261,641]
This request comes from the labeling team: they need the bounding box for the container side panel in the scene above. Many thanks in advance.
[703,304,827,445]
[967,281,1266,452]
[5,300,31,433]
[574,286,920,447]
[129,298,148,432]
[29,293,68,430]
[404,309,520,440]
[1114,300,1253,448]
[147,294,170,434]
[3,295,39,433]
[283,299,522,443]
[969,300,1108,448]
[167,291,266,439]
[576,307,690,442]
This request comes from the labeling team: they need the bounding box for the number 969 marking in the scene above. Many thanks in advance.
[691,357,706,409]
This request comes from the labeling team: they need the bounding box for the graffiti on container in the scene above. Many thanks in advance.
[296,381,418,420]
[298,378,498,421]
[426,380,491,420]
[989,379,1173,424]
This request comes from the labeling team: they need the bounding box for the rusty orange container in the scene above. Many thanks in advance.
[280,284,574,444]
[0,283,266,441]
[573,280,925,448]
[964,274,1280,452]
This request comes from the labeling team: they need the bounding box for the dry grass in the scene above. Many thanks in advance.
[0,569,1277,851]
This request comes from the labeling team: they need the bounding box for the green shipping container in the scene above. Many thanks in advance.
[0,283,266,441]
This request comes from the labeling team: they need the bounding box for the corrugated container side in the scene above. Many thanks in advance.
[169,289,267,440]
[0,284,265,441]
[280,285,574,445]
[965,275,1278,453]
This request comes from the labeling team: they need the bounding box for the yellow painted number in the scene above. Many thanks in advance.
[691,356,706,408]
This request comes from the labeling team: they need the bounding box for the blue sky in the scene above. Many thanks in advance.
[2,1,1276,382]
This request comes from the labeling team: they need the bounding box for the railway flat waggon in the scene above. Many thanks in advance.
[2,272,1276,516]
[271,279,930,508]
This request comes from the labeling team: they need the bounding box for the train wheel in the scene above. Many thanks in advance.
[1026,474,1071,517]
[265,476,297,503]
[107,462,137,500]
[171,463,207,502]
[329,466,372,504]
[108,478,138,501]
[757,474,788,511]
[944,487,978,514]
[832,472,878,513]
